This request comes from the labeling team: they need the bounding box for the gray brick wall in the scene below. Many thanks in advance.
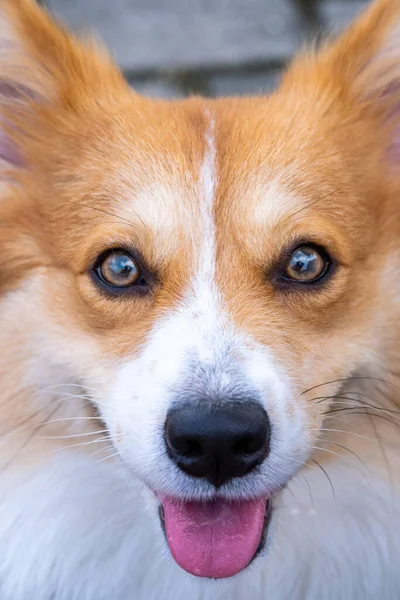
[45,0,371,98]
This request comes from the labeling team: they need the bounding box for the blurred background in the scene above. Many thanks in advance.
[43,0,369,98]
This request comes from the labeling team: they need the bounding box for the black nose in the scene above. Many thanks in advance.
[164,402,270,488]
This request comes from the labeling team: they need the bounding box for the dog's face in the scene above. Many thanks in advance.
[0,0,399,580]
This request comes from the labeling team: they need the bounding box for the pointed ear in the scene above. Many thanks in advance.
[327,0,400,162]
[0,0,125,175]
[329,1,400,101]
[284,0,400,166]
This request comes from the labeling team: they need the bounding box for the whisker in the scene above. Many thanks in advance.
[50,435,111,454]
[39,429,107,440]
[322,414,359,427]
[74,202,135,227]
[289,185,348,220]
[36,383,106,396]
[310,446,371,491]
[322,408,400,431]
[302,376,399,396]
[284,483,299,505]
[311,445,351,462]
[312,427,374,443]
[0,401,54,438]
[41,416,114,426]
[2,404,63,470]
[38,391,93,401]
[297,472,314,506]
[0,390,109,439]
[108,203,147,229]
[275,452,319,474]
[36,390,109,411]
[314,395,400,418]
[85,444,116,461]
[91,450,122,466]
[367,411,393,495]
[309,458,335,499]
[312,440,371,480]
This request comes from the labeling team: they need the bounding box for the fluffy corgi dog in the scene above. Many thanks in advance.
[0,0,399,598]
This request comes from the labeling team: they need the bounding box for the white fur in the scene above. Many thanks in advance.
[0,450,399,600]
[250,178,305,229]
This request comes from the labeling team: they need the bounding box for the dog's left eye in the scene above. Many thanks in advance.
[94,250,143,289]
[282,245,331,284]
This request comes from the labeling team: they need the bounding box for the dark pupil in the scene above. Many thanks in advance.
[290,248,319,275]
[108,254,136,280]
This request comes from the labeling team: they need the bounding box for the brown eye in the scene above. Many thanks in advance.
[96,250,141,288]
[284,246,329,283]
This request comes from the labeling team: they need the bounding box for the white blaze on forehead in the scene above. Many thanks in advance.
[185,112,225,362]
[198,112,217,279]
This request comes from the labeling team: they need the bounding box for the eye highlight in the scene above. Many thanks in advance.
[93,250,144,289]
[281,245,331,284]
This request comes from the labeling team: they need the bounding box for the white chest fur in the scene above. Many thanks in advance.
[0,451,398,600]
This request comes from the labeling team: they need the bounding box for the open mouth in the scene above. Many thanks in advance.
[158,496,272,579]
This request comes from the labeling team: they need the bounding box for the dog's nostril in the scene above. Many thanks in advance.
[177,438,203,459]
[164,401,270,488]
[233,433,265,456]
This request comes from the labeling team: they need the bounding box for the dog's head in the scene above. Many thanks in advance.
[0,0,399,579]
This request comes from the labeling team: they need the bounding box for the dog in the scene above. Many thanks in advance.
[0,0,399,598]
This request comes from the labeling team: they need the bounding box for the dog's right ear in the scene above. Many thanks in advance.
[0,0,125,176]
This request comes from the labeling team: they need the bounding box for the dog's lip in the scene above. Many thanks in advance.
[157,496,273,573]
[253,497,273,560]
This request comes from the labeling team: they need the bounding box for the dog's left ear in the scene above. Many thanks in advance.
[285,0,400,165]
[333,0,400,160]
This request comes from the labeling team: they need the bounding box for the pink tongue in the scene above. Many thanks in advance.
[161,497,267,579]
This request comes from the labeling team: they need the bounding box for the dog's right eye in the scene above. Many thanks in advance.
[93,250,146,290]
